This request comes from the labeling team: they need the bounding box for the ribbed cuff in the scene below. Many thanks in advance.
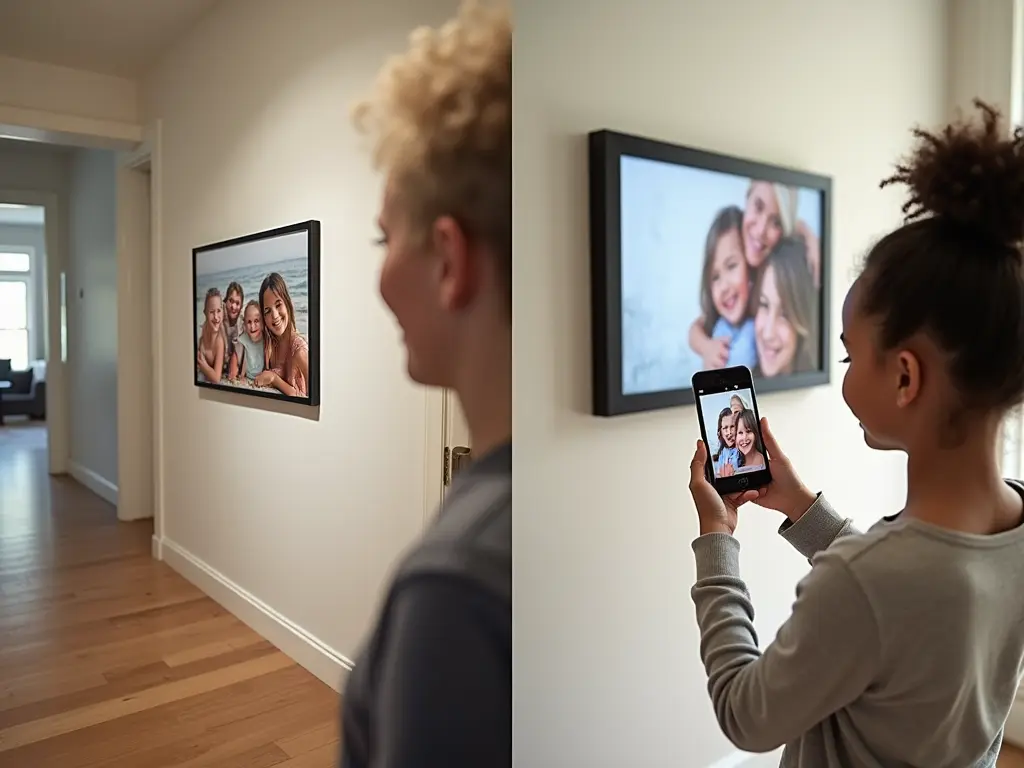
[692,533,741,579]
[778,493,847,560]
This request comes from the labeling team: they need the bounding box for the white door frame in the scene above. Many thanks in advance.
[0,188,66,475]
[115,120,166,553]
[424,389,447,521]
[423,387,473,522]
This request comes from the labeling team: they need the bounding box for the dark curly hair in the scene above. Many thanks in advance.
[860,99,1024,414]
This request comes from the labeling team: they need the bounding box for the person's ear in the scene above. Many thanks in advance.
[433,215,474,312]
[895,349,922,408]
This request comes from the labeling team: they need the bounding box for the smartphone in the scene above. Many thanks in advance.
[691,365,772,494]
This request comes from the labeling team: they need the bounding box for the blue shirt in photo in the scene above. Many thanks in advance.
[715,446,741,475]
[710,316,757,369]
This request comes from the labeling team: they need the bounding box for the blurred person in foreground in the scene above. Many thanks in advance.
[340,3,511,767]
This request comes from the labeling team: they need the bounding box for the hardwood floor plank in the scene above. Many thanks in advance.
[0,653,295,751]
[0,425,340,767]
[277,722,340,758]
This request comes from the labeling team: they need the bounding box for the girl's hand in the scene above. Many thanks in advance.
[755,417,817,523]
[702,337,731,369]
[255,371,277,388]
[719,462,735,477]
[688,440,761,536]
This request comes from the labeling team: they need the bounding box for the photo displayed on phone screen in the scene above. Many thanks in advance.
[698,387,766,480]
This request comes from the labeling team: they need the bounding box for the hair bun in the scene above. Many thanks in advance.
[881,99,1024,250]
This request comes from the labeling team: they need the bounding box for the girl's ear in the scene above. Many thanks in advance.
[895,349,922,408]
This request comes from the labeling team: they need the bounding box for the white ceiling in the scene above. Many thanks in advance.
[0,204,44,227]
[0,0,222,78]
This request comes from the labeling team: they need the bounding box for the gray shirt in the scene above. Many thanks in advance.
[691,483,1024,767]
[340,442,511,768]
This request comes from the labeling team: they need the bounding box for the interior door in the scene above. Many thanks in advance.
[442,388,472,497]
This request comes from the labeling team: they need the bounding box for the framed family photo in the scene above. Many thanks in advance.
[589,130,832,417]
[192,220,321,407]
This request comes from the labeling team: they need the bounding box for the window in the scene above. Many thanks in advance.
[0,251,30,273]
[0,248,32,371]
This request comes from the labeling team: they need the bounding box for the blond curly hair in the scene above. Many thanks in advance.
[352,1,511,297]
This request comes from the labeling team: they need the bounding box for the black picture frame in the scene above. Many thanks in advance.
[588,129,832,417]
[192,220,321,407]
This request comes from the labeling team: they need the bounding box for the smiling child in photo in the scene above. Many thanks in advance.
[228,299,266,382]
[692,206,758,370]
[254,272,309,398]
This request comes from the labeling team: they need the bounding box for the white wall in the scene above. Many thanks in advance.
[0,54,138,124]
[0,222,47,361]
[513,2,947,767]
[67,149,118,492]
[142,0,460,679]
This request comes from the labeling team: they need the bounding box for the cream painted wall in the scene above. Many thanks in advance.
[513,1,947,766]
[142,0,460,672]
[0,222,47,361]
[0,54,137,124]
[68,149,119,490]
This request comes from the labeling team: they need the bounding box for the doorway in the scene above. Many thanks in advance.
[0,192,63,477]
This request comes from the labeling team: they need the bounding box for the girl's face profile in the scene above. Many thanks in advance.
[226,291,242,323]
[709,228,749,326]
[262,289,290,338]
[720,414,736,448]
[743,181,784,269]
[244,305,262,341]
[205,295,223,330]
[755,264,798,377]
[735,416,755,456]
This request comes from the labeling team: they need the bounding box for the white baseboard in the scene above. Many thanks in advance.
[68,460,118,506]
[151,535,162,560]
[160,538,353,692]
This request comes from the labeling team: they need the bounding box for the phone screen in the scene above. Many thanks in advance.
[693,368,771,493]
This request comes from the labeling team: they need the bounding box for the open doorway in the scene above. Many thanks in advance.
[0,200,54,468]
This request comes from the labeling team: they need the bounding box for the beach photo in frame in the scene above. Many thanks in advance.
[192,220,321,407]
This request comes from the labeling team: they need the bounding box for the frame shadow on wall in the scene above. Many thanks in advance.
[192,220,321,420]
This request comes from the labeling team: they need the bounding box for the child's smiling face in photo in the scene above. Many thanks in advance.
[710,228,750,327]
[262,289,290,337]
[244,303,262,342]
[735,415,756,456]
[226,290,242,324]
[205,294,223,331]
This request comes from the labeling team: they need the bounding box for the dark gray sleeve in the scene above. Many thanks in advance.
[778,493,860,561]
[690,534,881,753]
[371,576,511,768]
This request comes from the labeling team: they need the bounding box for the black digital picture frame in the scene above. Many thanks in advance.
[589,129,832,417]
[192,220,321,407]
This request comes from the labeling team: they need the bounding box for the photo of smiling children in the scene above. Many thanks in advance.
[193,221,319,406]
[698,387,766,479]
[618,156,823,397]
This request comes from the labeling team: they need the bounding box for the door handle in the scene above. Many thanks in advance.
[451,446,472,478]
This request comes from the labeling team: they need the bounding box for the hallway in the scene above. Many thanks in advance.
[0,425,339,767]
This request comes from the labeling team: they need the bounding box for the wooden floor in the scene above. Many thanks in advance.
[0,423,340,767]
